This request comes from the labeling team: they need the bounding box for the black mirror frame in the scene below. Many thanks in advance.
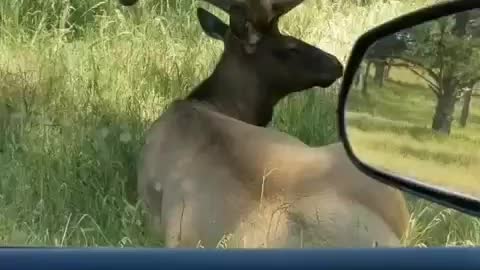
[338,0,480,218]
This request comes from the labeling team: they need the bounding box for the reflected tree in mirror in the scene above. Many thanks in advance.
[345,9,480,199]
[353,29,412,96]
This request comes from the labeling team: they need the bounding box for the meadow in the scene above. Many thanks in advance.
[1,0,480,247]
[346,65,480,197]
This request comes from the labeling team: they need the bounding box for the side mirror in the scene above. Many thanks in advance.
[338,0,480,217]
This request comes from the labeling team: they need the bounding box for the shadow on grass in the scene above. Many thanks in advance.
[359,136,477,167]
[0,69,161,247]
[347,109,480,146]
[348,80,438,125]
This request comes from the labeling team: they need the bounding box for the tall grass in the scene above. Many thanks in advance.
[1,0,478,247]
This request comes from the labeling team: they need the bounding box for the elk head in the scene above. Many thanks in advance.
[197,0,344,94]
[117,0,344,93]
[118,0,344,126]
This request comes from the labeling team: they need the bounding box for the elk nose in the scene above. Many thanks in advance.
[328,54,344,78]
[316,52,345,88]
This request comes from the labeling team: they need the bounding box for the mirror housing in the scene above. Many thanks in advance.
[338,0,480,218]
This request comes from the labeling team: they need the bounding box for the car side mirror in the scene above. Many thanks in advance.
[338,0,480,218]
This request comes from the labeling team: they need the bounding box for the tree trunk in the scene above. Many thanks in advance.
[373,60,386,87]
[384,62,391,82]
[432,85,457,135]
[361,61,371,96]
[354,62,364,88]
[430,11,471,132]
[452,12,469,36]
[459,88,473,127]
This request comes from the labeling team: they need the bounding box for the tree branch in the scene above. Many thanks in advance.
[429,85,441,98]
[390,55,440,82]
[388,61,441,95]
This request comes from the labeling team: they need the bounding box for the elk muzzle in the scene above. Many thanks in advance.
[315,52,344,88]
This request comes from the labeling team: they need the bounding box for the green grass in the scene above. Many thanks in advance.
[1,0,479,247]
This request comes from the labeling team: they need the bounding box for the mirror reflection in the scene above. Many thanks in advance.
[346,9,480,198]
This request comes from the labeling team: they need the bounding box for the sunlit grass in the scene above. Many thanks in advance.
[2,0,480,247]
[348,125,479,195]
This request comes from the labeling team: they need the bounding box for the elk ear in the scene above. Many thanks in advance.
[197,7,228,40]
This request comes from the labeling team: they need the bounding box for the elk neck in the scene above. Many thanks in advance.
[186,54,282,127]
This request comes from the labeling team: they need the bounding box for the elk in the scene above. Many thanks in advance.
[119,0,410,248]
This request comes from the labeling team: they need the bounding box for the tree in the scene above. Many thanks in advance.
[459,82,480,127]
[386,10,480,134]
[353,30,410,94]
[368,31,410,87]
[459,86,473,127]
[354,60,371,96]
[458,11,480,127]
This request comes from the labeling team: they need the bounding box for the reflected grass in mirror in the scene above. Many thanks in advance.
[345,10,480,198]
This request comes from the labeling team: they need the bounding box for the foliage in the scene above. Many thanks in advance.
[391,11,480,97]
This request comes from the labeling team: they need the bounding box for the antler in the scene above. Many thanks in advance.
[270,0,304,19]
[119,0,305,34]
[118,0,138,6]
[201,0,243,13]
[248,0,304,32]
[118,0,304,19]
[202,0,304,26]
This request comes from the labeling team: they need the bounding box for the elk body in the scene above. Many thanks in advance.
[121,0,410,248]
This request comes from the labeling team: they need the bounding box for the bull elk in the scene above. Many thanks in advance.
[119,0,410,248]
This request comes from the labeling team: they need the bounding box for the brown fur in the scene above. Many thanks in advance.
[138,101,410,248]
